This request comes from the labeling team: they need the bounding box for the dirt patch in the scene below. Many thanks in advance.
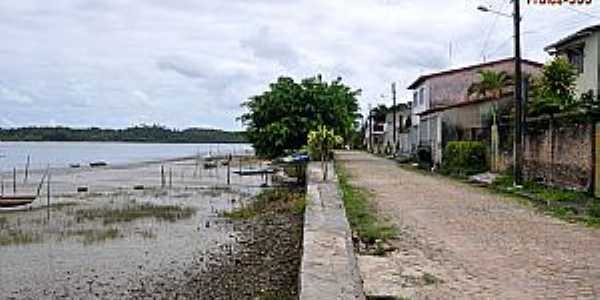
[127,188,304,300]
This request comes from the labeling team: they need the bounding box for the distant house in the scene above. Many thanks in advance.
[545,24,600,97]
[407,57,543,166]
[364,112,386,153]
[383,102,412,155]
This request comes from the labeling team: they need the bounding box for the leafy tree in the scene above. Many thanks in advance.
[370,104,389,123]
[529,56,577,117]
[240,75,361,158]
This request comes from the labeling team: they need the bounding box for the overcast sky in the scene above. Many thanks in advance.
[1,0,599,130]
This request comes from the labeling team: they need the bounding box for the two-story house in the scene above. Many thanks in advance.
[544,24,600,97]
[407,57,543,166]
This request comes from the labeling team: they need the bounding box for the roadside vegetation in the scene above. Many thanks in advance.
[223,188,305,220]
[491,175,600,226]
[336,165,397,246]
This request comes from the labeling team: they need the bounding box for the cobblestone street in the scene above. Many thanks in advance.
[337,151,600,299]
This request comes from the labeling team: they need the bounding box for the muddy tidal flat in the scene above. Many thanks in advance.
[0,157,301,300]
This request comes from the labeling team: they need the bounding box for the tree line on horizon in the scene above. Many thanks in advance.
[0,125,247,143]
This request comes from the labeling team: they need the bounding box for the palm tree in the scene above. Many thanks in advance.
[468,70,512,100]
[468,70,511,173]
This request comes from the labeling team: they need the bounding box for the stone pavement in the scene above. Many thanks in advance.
[337,151,600,300]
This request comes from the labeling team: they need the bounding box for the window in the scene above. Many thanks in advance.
[567,47,584,74]
[413,91,418,105]
[419,88,425,106]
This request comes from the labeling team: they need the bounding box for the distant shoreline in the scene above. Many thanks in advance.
[0,125,248,144]
[0,140,250,144]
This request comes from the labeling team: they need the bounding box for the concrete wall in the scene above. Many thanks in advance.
[299,162,365,300]
[495,117,594,191]
[522,119,593,191]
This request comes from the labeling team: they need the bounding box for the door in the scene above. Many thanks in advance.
[595,122,600,197]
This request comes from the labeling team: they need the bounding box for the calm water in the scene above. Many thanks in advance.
[0,142,252,172]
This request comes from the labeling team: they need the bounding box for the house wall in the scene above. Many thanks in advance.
[554,32,600,97]
[427,61,542,108]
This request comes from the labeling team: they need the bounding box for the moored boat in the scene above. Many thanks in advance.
[0,195,36,208]
[89,161,108,167]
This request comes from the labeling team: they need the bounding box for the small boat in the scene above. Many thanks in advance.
[220,160,230,166]
[69,163,81,168]
[89,161,108,167]
[204,161,218,169]
[233,168,274,176]
[0,195,36,208]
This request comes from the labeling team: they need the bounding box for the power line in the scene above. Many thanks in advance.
[564,5,600,19]
[480,0,510,61]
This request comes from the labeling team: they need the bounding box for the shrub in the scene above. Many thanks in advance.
[442,141,487,176]
[416,145,432,169]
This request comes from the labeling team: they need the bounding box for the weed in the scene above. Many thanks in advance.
[138,228,157,239]
[0,230,42,246]
[491,175,600,227]
[71,228,120,245]
[336,165,397,244]
[223,188,305,220]
[422,272,442,285]
[74,203,195,224]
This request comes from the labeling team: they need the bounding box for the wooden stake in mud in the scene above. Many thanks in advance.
[227,154,232,185]
[47,172,51,220]
[1,177,4,196]
[13,167,16,194]
[24,155,30,184]
[169,167,173,189]
[161,165,165,188]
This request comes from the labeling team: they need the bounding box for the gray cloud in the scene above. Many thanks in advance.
[1,0,599,129]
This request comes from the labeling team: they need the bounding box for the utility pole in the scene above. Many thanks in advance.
[392,83,397,154]
[513,0,523,186]
[368,104,373,152]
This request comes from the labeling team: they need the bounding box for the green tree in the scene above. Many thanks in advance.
[240,75,361,158]
[528,57,578,185]
[529,56,577,117]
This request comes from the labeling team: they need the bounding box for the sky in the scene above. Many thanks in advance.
[1,0,599,130]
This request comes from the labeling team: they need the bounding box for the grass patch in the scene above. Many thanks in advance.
[67,228,120,245]
[0,230,42,246]
[137,228,157,239]
[336,165,397,244]
[74,203,195,224]
[491,175,600,226]
[0,216,7,228]
[257,292,295,300]
[223,188,305,220]
[422,272,442,285]
[367,297,411,300]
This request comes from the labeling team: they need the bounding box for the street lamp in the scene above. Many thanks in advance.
[478,2,524,186]
[477,5,513,18]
